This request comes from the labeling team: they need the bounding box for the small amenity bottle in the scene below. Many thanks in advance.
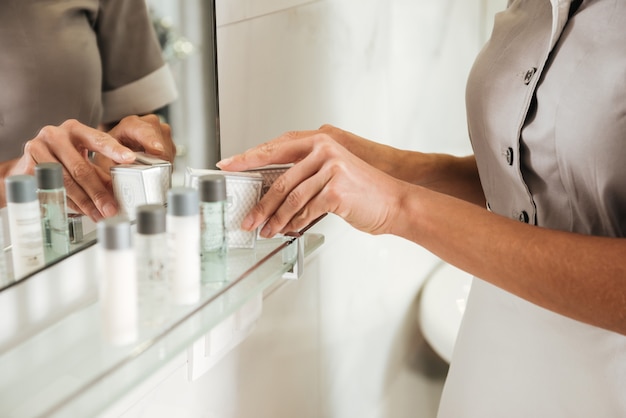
[135,204,169,326]
[167,187,201,305]
[199,175,228,282]
[97,216,137,346]
[35,162,70,258]
[5,175,45,278]
[135,204,168,283]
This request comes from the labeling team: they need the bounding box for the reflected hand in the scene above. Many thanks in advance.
[91,115,175,185]
[106,114,175,163]
[217,128,408,237]
[8,115,174,221]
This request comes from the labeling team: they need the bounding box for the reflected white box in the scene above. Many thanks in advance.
[111,153,172,221]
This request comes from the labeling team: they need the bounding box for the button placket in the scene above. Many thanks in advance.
[523,67,537,85]
[505,147,514,165]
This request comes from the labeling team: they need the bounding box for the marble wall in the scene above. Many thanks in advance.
[216,0,503,159]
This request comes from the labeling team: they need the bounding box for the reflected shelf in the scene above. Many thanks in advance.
[0,227,324,417]
[0,209,99,292]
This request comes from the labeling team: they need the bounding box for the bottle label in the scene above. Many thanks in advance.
[7,201,45,277]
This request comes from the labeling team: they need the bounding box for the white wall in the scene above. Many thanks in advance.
[216,0,498,158]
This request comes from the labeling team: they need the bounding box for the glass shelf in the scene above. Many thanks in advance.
[0,230,324,417]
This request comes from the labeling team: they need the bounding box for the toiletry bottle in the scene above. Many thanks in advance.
[5,175,46,278]
[35,162,70,258]
[135,204,169,326]
[97,216,137,346]
[167,187,201,305]
[199,175,228,282]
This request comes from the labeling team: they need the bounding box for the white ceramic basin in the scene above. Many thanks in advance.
[418,261,473,363]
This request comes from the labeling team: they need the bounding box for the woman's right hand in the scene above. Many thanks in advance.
[314,124,402,175]
[5,119,136,220]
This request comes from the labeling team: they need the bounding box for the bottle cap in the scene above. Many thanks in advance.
[136,204,166,235]
[98,216,132,250]
[5,175,37,203]
[167,187,199,217]
[35,162,64,190]
[199,175,227,203]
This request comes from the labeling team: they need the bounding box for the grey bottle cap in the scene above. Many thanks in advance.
[98,216,132,250]
[35,162,64,190]
[199,175,227,202]
[167,187,199,216]
[136,204,166,235]
[5,175,37,203]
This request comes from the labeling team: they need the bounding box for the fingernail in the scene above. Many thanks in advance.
[90,210,103,222]
[121,150,135,161]
[216,157,232,168]
[102,202,118,218]
[260,223,272,238]
[152,142,164,152]
[241,215,254,231]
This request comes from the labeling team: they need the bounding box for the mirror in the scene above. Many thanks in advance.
[0,0,219,289]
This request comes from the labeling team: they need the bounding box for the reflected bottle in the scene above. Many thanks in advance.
[199,175,227,283]
[5,175,45,278]
[167,187,200,305]
[35,162,70,259]
[135,204,169,326]
[97,216,137,346]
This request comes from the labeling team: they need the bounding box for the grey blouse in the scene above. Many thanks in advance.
[467,0,626,237]
[0,0,177,160]
[438,0,626,416]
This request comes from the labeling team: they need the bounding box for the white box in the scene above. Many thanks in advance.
[185,168,263,248]
[245,164,292,196]
[111,153,172,220]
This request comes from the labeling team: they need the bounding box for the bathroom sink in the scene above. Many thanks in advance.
[418,261,473,363]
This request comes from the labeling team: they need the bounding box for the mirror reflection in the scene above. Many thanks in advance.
[0,1,217,288]
[0,206,97,289]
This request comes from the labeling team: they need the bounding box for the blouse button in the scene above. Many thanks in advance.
[505,147,514,165]
[518,211,530,223]
[523,67,537,85]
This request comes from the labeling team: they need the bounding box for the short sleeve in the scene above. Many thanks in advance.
[96,0,178,123]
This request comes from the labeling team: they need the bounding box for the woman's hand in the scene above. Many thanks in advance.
[219,127,626,335]
[284,125,486,206]
[5,114,174,220]
[217,129,410,237]
[106,114,175,162]
[286,124,409,178]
